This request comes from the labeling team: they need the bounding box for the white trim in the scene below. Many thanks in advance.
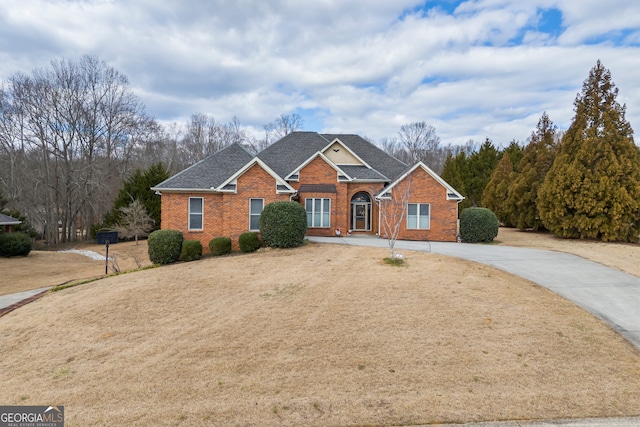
[188,197,204,231]
[285,151,353,182]
[249,198,264,231]
[321,138,373,169]
[305,197,331,228]
[150,187,220,193]
[407,203,430,230]
[375,162,464,201]
[218,157,296,194]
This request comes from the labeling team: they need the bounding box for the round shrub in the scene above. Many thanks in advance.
[0,232,32,257]
[181,239,202,262]
[239,231,261,253]
[209,237,232,256]
[147,229,183,264]
[460,207,499,243]
[259,201,307,248]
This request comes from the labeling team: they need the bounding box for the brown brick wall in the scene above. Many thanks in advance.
[159,159,460,250]
[223,164,289,248]
[379,167,459,242]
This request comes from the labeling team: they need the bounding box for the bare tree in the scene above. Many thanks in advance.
[180,114,248,163]
[261,113,304,148]
[0,55,153,243]
[377,176,412,259]
[113,199,154,244]
[396,122,451,172]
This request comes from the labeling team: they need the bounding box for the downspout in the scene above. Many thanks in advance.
[376,198,381,237]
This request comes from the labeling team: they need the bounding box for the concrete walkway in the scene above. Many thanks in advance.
[0,287,51,314]
[308,236,640,350]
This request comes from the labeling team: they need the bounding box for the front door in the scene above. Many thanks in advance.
[351,192,371,231]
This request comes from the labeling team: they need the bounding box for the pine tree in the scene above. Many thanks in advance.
[482,154,516,226]
[441,151,468,199]
[465,138,499,208]
[538,61,640,241]
[507,112,557,230]
[105,163,169,229]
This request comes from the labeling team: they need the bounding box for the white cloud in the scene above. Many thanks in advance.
[0,0,639,147]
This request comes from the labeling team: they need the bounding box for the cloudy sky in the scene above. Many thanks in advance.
[1,0,639,146]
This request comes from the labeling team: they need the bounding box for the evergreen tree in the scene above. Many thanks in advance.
[538,61,640,241]
[502,140,525,172]
[465,138,499,209]
[441,151,468,199]
[104,163,169,229]
[507,112,558,230]
[482,154,516,226]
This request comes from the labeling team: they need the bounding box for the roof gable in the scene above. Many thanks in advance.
[322,140,365,166]
[376,162,464,201]
[218,157,296,194]
[259,132,408,182]
[286,151,350,181]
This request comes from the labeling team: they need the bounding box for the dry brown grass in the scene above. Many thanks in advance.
[0,241,153,296]
[1,242,640,426]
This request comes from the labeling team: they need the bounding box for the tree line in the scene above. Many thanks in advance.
[1,57,638,243]
[450,61,640,242]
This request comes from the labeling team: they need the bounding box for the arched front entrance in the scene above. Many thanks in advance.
[350,192,371,231]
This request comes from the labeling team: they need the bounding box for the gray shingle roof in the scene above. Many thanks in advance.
[153,143,253,190]
[338,165,387,181]
[321,134,407,181]
[257,132,407,182]
[154,132,409,191]
[0,213,21,225]
[256,132,328,178]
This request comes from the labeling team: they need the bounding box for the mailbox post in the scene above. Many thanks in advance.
[105,240,110,275]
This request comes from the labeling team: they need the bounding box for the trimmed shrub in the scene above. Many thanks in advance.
[209,237,232,256]
[460,207,499,243]
[0,232,32,257]
[239,231,261,253]
[181,239,202,262]
[147,229,183,264]
[260,201,307,248]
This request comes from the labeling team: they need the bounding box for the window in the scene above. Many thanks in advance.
[249,198,264,231]
[407,203,430,229]
[189,197,203,230]
[305,198,330,228]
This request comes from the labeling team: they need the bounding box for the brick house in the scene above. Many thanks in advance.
[151,132,463,250]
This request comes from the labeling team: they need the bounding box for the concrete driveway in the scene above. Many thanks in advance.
[307,236,640,349]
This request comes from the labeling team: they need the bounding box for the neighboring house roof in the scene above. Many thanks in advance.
[0,213,21,226]
[152,143,254,191]
[376,162,464,201]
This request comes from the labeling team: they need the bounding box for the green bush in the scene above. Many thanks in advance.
[260,201,308,248]
[0,232,32,257]
[147,229,183,264]
[180,239,202,262]
[209,237,232,256]
[239,231,262,253]
[460,207,499,243]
